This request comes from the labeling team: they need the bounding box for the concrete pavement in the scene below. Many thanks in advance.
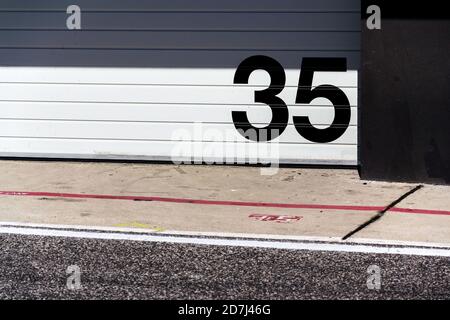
[0,160,449,244]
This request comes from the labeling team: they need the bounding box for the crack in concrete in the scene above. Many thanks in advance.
[342,185,424,240]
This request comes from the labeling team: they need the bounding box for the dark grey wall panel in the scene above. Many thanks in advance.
[0,0,360,12]
[0,31,360,51]
[0,0,361,69]
[0,12,361,31]
[0,49,361,69]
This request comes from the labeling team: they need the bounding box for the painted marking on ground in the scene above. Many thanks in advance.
[1,190,449,216]
[249,214,303,223]
[2,221,450,249]
[114,221,165,232]
[0,223,449,257]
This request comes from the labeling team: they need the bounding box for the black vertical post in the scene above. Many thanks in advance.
[360,1,450,184]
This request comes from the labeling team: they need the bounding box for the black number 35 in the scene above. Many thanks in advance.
[232,56,351,143]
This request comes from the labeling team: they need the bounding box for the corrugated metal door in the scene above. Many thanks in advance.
[0,0,360,165]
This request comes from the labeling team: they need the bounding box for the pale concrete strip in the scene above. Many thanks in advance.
[398,184,450,211]
[0,160,414,206]
[353,212,450,244]
[1,160,449,245]
[0,196,376,238]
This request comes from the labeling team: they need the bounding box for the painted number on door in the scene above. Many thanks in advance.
[232,56,351,143]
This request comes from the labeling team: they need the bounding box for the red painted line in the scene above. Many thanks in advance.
[0,190,449,217]
[389,207,450,216]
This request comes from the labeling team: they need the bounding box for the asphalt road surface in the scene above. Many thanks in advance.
[0,232,449,300]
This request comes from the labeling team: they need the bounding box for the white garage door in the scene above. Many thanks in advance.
[0,0,360,165]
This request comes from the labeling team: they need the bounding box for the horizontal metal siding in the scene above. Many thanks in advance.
[0,31,359,51]
[0,1,361,68]
[0,12,361,31]
[0,104,359,128]
[0,0,360,165]
[0,140,357,165]
[0,0,360,12]
[0,50,361,69]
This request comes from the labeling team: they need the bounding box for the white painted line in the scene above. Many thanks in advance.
[0,221,164,234]
[2,221,450,249]
[1,225,450,257]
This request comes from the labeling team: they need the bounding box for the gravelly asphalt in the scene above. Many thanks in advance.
[0,233,449,300]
